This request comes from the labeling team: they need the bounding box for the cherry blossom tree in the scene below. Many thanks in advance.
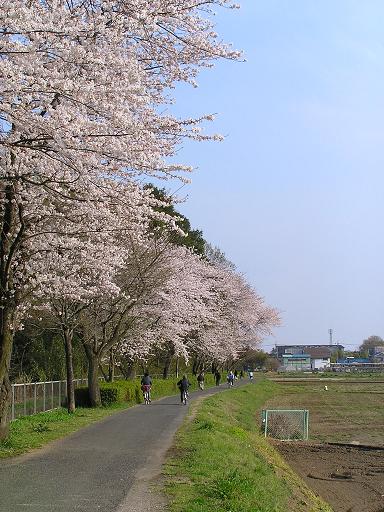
[0,0,239,437]
[116,244,280,377]
[78,233,180,405]
[34,188,134,411]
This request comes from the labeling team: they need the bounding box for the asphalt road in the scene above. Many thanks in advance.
[0,381,247,512]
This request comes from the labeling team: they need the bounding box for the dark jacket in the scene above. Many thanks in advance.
[141,375,152,385]
[177,378,190,391]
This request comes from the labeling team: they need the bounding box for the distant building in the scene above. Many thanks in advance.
[333,354,384,372]
[336,357,370,364]
[282,354,311,371]
[275,344,344,360]
[276,344,337,372]
[306,347,331,370]
[368,346,384,362]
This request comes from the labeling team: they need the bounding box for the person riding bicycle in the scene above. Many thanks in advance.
[177,375,190,404]
[197,371,205,390]
[141,372,152,402]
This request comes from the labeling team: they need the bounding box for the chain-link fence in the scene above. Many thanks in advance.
[261,409,309,440]
[10,379,88,420]
[10,373,178,421]
[10,376,126,420]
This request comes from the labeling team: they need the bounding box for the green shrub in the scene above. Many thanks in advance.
[74,373,218,408]
[31,422,50,433]
[100,387,119,406]
[74,387,90,407]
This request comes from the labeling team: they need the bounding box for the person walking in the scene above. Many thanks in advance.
[227,371,235,387]
[214,370,221,386]
[197,371,205,390]
[177,375,190,404]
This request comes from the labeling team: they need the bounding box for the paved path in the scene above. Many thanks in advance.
[0,381,247,512]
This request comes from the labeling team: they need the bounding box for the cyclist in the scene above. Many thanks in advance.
[197,371,205,390]
[141,372,152,404]
[177,375,190,405]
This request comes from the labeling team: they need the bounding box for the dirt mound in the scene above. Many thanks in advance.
[275,441,384,512]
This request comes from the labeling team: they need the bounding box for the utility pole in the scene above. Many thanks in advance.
[329,329,333,346]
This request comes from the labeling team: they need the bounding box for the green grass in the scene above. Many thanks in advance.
[0,404,130,458]
[165,380,332,512]
[1,374,217,459]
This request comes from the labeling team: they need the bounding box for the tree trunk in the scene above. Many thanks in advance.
[163,345,175,379]
[175,357,179,378]
[108,348,115,382]
[0,180,20,439]
[63,327,75,413]
[0,309,14,440]
[119,359,136,380]
[83,345,101,407]
[192,357,199,376]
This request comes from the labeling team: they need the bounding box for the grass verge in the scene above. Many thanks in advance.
[0,403,128,459]
[164,380,332,512]
[0,374,216,459]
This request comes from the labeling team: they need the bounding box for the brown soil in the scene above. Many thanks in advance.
[274,441,384,512]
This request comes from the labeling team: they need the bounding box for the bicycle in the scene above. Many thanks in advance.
[142,385,151,404]
[182,389,188,405]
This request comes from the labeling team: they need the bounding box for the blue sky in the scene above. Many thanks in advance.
[166,1,384,352]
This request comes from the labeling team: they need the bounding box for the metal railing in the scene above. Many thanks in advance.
[10,373,178,420]
[10,378,87,421]
[10,375,125,421]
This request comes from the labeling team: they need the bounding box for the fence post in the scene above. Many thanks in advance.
[51,381,54,410]
[34,383,37,414]
[11,385,15,421]
[58,380,61,408]
[43,382,46,412]
[23,383,27,416]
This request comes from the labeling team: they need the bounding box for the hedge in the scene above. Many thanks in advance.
[75,373,217,407]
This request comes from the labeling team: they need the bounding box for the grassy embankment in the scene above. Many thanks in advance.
[0,374,215,459]
[165,380,332,512]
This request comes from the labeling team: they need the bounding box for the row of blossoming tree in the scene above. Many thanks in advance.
[0,0,279,440]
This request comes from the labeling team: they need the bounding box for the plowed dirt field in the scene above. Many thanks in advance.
[276,441,384,512]
[265,379,384,511]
